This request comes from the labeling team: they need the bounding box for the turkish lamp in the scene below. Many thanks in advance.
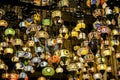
[37,76,46,80]
[40,61,48,67]
[113,6,119,14]
[52,10,61,18]
[37,30,49,39]
[42,66,55,77]
[42,18,53,26]
[93,73,102,80]
[24,65,34,72]
[26,39,35,48]
[0,41,8,49]
[78,32,86,40]
[24,52,32,59]
[58,0,69,7]
[76,62,84,71]
[12,38,23,49]
[112,29,119,36]
[1,72,9,79]
[0,63,6,69]
[106,66,112,75]
[77,46,88,57]
[97,63,107,75]
[56,65,63,73]
[66,62,78,72]
[88,67,96,74]
[71,30,79,38]
[82,67,87,74]
[116,52,120,62]
[4,28,15,40]
[59,25,69,39]
[14,62,24,70]
[0,20,8,28]
[96,57,106,64]
[82,74,90,80]
[75,20,86,31]
[47,38,57,46]
[31,57,41,63]
[103,48,112,58]
[9,72,19,80]
[19,72,27,79]
[4,47,13,55]
[11,56,19,62]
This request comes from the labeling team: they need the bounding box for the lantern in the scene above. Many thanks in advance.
[56,65,63,73]
[0,20,8,27]
[97,63,107,74]
[42,66,55,76]
[93,73,102,80]
[4,28,15,40]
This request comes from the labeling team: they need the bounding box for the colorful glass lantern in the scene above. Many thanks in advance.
[56,65,63,73]
[4,28,15,37]
[0,20,8,27]
[42,19,53,26]
[52,10,62,18]
[1,72,9,79]
[93,73,102,80]
[42,66,55,76]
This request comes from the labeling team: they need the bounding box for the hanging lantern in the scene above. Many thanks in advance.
[96,57,106,64]
[74,20,86,32]
[60,49,71,58]
[56,37,63,44]
[42,19,53,26]
[14,62,24,70]
[16,51,24,58]
[0,63,6,69]
[24,52,32,59]
[32,13,41,24]
[116,52,120,61]
[19,72,27,79]
[103,48,112,57]
[76,62,84,70]
[26,39,35,48]
[97,63,107,74]
[59,25,69,39]
[106,66,112,74]
[37,30,49,39]
[42,66,55,76]
[82,74,90,80]
[47,38,57,46]
[0,20,8,27]
[4,47,13,55]
[31,57,41,63]
[56,65,63,73]
[11,56,19,62]
[93,73,102,80]
[66,62,78,72]
[37,76,46,80]
[77,47,88,57]
[88,67,96,74]
[24,65,34,72]
[112,28,119,36]
[35,45,44,53]
[111,39,119,46]
[1,72,9,79]
[52,10,62,18]
[0,41,8,48]
[9,72,19,80]
[58,0,69,7]
[12,38,23,47]
[40,61,48,67]
[4,28,15,39]
[78,32,86,40]
[71,30,79,38]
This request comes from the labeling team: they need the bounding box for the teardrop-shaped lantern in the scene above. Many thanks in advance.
[42,66,55,76]
[56,65,63,73]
